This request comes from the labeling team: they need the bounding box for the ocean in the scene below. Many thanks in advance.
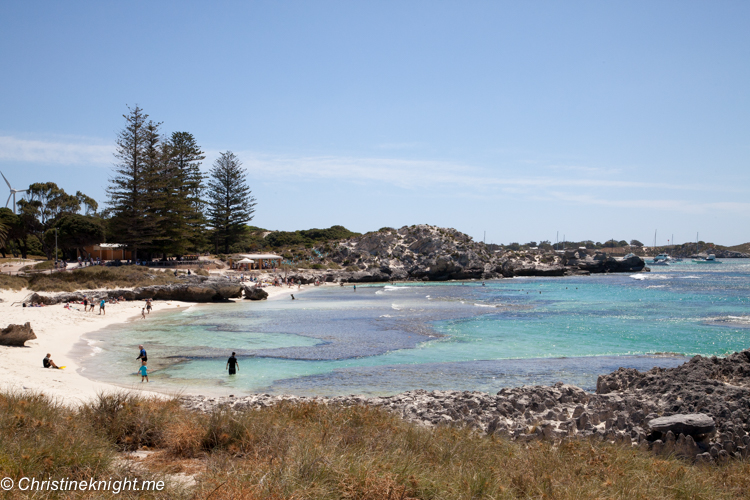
[78,259,750,397]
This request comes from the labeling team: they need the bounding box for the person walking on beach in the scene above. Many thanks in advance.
[139,363,149,383]
[136,345,147,364]
[83,297,88,312]
[226,352,239,375]
[141,307,146,319]
[146,300,152,314]
[99,298,106,315]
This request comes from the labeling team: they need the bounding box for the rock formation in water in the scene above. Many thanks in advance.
[242,284,269,300]
[181,348,750,464]
[0,322,37,346]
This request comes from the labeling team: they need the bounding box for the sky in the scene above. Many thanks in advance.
[1,1,748,246]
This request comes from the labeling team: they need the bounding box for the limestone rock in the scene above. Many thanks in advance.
[0,322,37,347]
[647,414,715,440]
[243,285,269,300]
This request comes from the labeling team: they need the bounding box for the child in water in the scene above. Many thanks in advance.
[139,362,149,382]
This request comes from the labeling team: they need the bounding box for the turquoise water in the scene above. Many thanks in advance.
[79,259,750,396]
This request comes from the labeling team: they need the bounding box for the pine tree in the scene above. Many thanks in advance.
[168,132,206,251]
[141,119,169,256]
[107,105,156,261]
[206,151,256,253]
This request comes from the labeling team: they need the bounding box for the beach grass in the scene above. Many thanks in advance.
[26,266,179,292]
[3,391,750,499]
[0,274,28,290]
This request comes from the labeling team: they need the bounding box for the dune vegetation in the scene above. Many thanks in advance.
[0,266,182,293]
[2,390,750,499]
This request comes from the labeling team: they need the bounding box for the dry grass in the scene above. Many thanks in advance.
[3,391,750,499]
[26,266,179,292]
[180,402,750,500]
[0,273,28,290]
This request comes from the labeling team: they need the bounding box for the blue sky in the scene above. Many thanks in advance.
[1,1,748,245]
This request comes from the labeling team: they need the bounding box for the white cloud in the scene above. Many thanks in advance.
[0,135,113,166]
[546,192,750,215]
[1,135,746,215]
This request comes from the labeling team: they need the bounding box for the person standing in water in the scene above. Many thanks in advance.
[139,363,149,383]
[226,352,239,375]
[136,345,147,364]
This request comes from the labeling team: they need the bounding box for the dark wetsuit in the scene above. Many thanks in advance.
[43,357,51,368]
[227,356,238,375]
[136,349,148,363]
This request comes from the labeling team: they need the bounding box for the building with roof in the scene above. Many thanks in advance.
[230,253,283,270]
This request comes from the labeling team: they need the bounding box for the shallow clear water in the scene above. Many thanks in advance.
[78,259,750,396]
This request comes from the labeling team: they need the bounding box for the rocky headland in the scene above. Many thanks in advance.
[181,350,750,464]
[285,225,647,284]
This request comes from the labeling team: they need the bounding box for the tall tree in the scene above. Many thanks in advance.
[206,151,256,253]
[168,132,206,250]
[18,182,80,259]
[76,191,98,215]
[107,105,156,261]
[51,214,105,260]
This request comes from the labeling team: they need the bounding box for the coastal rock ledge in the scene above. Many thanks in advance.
[181,349,750,464]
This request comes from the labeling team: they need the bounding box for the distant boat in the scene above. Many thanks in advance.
[647,253,670,266]
[693,254,721,264]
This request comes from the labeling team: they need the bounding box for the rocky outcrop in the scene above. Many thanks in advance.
[327,226,495,282]
[316,226,646,282]
[692,250,750,259]
[243,285,268,300]
[647,414,715,441]
[25,278,242,305]
[181,349,750,464]
[561,251,645,273]
[0,322,37,346]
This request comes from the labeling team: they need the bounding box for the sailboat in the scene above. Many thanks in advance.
[647,230,670,265]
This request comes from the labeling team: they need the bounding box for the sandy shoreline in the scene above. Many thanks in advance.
[0,281,320,405]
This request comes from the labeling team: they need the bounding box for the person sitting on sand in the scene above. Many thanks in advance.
[226,352,239,375]
[136,345,148,364]
[43,353,59,369]
[139,363,149,383]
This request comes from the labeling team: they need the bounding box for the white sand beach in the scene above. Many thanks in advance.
[0,281,316,405]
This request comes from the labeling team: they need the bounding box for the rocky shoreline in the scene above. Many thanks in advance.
[181,350,750,464]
